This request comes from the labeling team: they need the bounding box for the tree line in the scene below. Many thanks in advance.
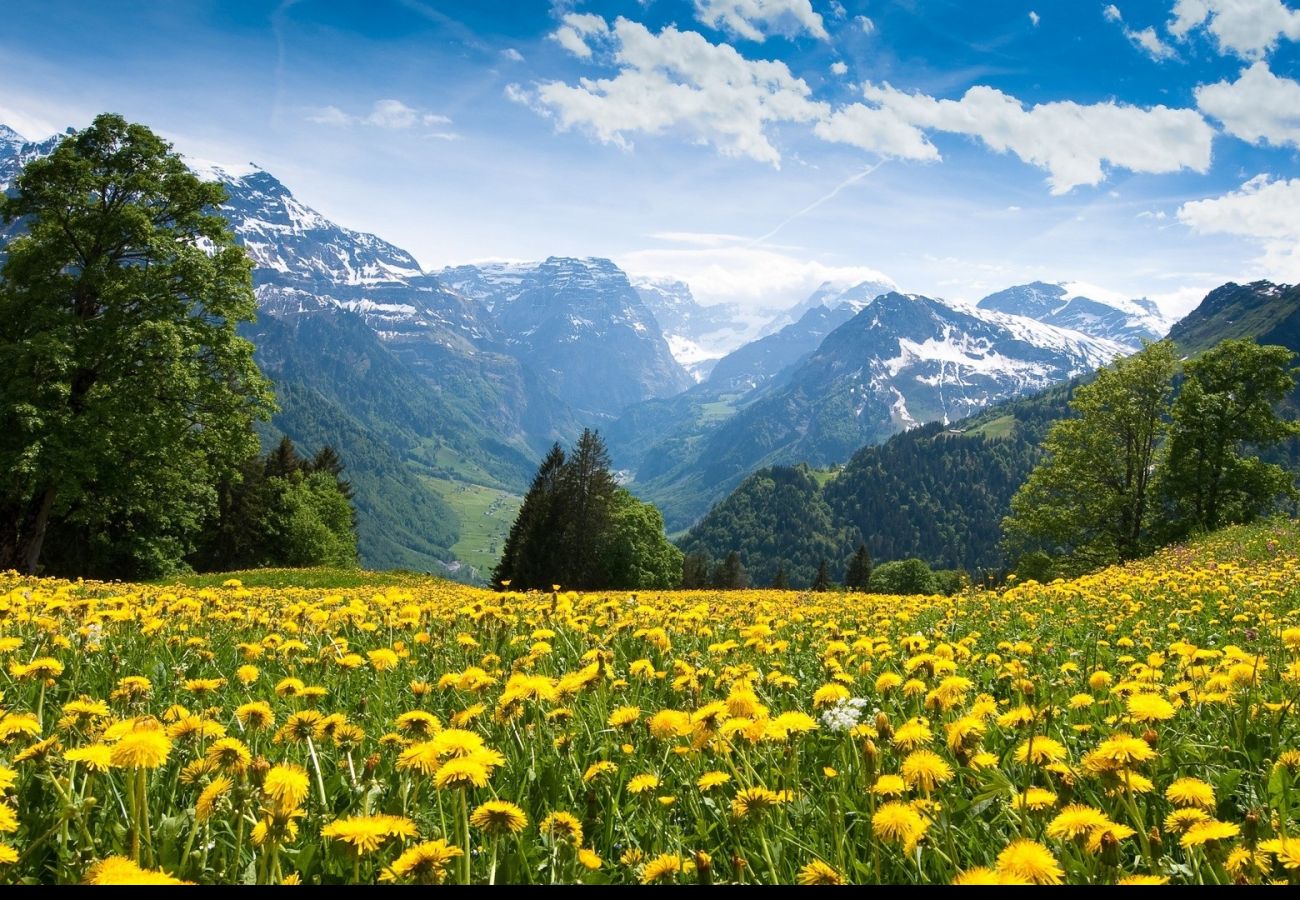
[0,114,357,579]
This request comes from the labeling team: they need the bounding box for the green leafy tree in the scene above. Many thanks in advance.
[844,542,873,591]
[600,489,684,589]
[871,558,937,595]
[812,557,831,592]
[1003,341,1178,572]
[0,114,273,575]
[681,551,712,589]
[1158,340,1299,536]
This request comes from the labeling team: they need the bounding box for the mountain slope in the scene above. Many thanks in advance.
[626,291,1126,530]
[632,278,746,380]
[679,280,1299,575]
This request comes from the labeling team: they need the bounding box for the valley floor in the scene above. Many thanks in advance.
[4,520,1300,884]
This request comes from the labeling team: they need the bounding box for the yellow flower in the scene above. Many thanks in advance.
[381,839,463,884]
[83,857,192,885]
[953,867,1030,885]
[196,775,233,823]
[470,800,528,835]
[206,737,252,774]
[322,814,419,854]
[995,839,1063,885]
[1047,804,1111,840]
[262,764,310,810]
[1126,693,1175,723]
[1180,819,1240,848]
[235,701,275,730]
[540,811,584,846]
[900,749,953,793]
[871,802,928,852]
[1164,777,1215,810]
[1015,736,1067,766]
[109,730,172,769]
[797,859,846,884]
[583,760,618,784]
[608,706,642,728]
[433,755,492,790]
[697,770,731,791]
[640,853,684,884]
[730,786,785,819]
[871,774,907,797]
[627,773,660,794]
[64,744,113,773]
[577,848,603,870]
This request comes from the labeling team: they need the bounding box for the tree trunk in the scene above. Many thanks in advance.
[20,487,56,574]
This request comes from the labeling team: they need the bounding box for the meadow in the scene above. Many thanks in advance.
[1,521,1299,884]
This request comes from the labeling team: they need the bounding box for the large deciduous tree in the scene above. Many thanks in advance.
[1158,339,1299,536]
[0,114,273,575]
[1003,341,1178,572]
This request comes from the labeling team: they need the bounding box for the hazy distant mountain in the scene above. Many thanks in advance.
[758,277,896,337]
[632,277,746,381]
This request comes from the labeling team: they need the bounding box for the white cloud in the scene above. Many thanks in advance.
[1195,61,1300,147]
[830,60,848,75]
[549,12,609,58]
[502,47,525,62]
[619,241,895,313]
[307,99,452,130]
[528,16,828,166]
[829,1,847,19]
[1168,0,1300,59]
[1029,11,1041,26]
[693,0,829,42]
[817,82,1214,194]
[1103,5,1178,59]
[1128,26,1178,59]
[855,15,876,33]
[1178,175,1300,280]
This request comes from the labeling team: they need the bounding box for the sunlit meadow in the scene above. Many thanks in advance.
[2,521,1300,885]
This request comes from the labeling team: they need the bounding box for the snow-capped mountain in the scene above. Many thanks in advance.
[759,276,897,337]
[976,281,1171,349]
[706,302,860,393]
[613,289,1130,531]
[631,278,747,381]
[442,258,692,419]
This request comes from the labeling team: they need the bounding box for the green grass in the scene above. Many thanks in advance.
[698,399,739,424]
[807,467,841,487]
[427,476,523,576]
[965,414,1015,440]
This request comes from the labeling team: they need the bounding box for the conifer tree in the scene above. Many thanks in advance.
[771,563,790,590]
[845,542,873,591]
[812,557,831,592]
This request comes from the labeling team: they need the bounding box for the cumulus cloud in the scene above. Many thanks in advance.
[1168,0,1300,59]
[830,60,848,75]
[815,82,1214,194]
[526,16,828,166]
[1029,11,1041,26]
[307,99,452,131]
[1178,175,1300,280]
[549,12,608,57]
[1104,5,1178,59]
[855,15,876,33]
[620,240,895,313]
[1195,61,1300,147]
[693,0,829,42]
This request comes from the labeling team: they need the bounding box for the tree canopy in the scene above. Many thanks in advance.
[0,113,274,577]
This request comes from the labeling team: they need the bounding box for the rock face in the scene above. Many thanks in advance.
[976,281,1171,349]
[631,278,747,381]
[441,258,692,420]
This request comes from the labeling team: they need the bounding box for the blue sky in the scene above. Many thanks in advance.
[2,0,1298,319]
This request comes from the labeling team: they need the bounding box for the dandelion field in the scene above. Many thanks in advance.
[2,523,1300,884]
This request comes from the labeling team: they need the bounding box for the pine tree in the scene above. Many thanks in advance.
[493,443,566,589]
[713,551,748,589]
[559,429,619,587]
[845,542,873,591]
[771,563,790,589]
[812,557,831,592]
[309,445,353,500]
[265,436,302,479]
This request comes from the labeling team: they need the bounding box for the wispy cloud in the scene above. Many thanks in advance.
[307,99,455,133]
